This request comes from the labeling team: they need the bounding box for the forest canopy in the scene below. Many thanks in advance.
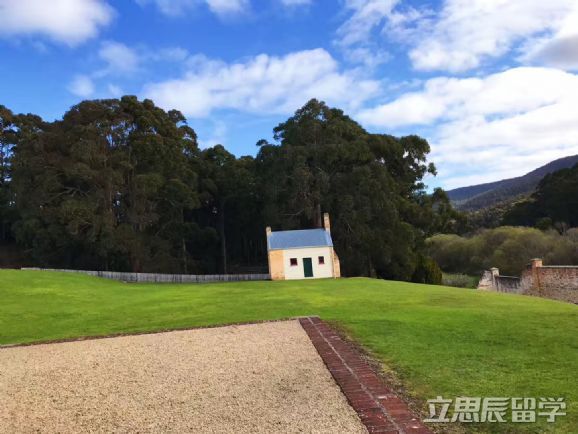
[0,97,454,282]
[503,164,578,229]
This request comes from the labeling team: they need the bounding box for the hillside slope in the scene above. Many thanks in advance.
[447,154,578,210]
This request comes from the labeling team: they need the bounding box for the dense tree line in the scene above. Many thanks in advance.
[503,164,578,230]
[0,105,21,243]
[0,97,454,281]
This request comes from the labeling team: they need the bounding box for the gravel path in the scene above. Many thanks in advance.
[0,320,367,433]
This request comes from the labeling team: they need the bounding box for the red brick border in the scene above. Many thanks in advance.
[299,317,432,434]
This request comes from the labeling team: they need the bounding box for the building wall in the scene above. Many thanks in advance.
[278,246,335,280]
[332,248,341,278]
[268,250,285,281]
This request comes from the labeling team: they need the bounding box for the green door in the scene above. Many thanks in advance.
[303,257,313,278]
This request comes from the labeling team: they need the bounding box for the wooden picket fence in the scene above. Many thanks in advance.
[21,268,270,283]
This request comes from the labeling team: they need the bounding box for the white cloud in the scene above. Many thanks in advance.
[357,67,578,188]
[152,47,190,62]
[280,0,311,6]
[135,0,247,18]
[144,48,380,117]
[69,43,190,99]
[98,41,140,75]
[107,84,124,97]
[334,0,427,68]
[0,0,113,45]
[98,42,189,75]
[205,0,247,16]
[335,0,578,73]
[343,47,392,69]
[527,35,578,71]
[358,68,578,127]
[406,0,577,72]
[134,0,193,16]
[336,0,399,48]
[68,75,95,97]
[200,120,228,148]
[523,5,578,71]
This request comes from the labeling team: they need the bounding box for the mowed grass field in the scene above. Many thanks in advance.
[1,270,577,433]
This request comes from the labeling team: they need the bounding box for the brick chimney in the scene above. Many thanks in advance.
[323,213,331,234]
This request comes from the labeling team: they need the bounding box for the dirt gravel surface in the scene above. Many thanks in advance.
[0,320,367,433]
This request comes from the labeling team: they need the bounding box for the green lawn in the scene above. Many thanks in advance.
[1,270,576,433]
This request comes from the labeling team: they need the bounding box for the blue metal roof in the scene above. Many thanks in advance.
[268,229,333,250]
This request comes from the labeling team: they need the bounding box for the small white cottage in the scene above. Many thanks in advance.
[266,213,340,280]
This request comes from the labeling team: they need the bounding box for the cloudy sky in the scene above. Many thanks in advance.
[1,0,578,189]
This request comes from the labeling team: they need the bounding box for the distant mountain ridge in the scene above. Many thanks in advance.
[447,155,578,211]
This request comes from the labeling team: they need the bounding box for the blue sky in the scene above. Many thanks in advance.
[1,0,578,189]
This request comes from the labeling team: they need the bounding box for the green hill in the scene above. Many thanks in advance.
[1,270,576,433]
[447,154,578,211]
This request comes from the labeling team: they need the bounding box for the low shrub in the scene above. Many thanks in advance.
[442,273,477,288]
[427,226,578,276]
[412,255,443,285]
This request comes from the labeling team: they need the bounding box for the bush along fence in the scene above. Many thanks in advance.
[21,268,271,283]
[478,259,578,304]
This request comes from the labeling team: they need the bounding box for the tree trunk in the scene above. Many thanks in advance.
[218,198,227,274]
[314,203,322,228]
[182,237,188,274]
[181,208,188,274]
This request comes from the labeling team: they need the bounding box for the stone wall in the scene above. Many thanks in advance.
[521,261,578,304]
[478,268,523,294]
[478,259,578,304]
[477,270,494,290]
[494,275,524,294]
